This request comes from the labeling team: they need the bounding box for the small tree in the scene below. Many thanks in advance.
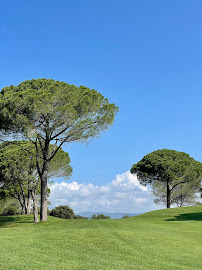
[131,149,202,208]
[0,196,21,216]
[1,200,21,216]
[0,141,36,215]
[0,141,72,222]
[0,79,118,221]
[50,205,74,219]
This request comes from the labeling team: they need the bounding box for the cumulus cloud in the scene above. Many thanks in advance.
[49,171,162,213]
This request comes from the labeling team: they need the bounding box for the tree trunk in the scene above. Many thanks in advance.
[32,189,38,223]
[16,195,25,215]
[37,136,50,222]
[25,194,32,215]
[20,183,28,214]
[179,196,184,207]
[166,181,171,208]
[26,182,32,214]
[40,160,49,221]
[21,203,26,215]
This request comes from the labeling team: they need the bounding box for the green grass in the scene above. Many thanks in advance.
[0,206,202,270]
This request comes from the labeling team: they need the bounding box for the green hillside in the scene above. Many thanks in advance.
[0,206,201,270]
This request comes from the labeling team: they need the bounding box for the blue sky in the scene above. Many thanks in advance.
[1,1,201,212]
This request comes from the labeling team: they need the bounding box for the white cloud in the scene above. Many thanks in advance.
[49,171,163,213]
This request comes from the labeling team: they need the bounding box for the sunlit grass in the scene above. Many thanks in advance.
[0,206,201,270]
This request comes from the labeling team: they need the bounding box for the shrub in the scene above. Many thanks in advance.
[74,215,88,219]
[47,208,51,216]
[0,201,21,216]
[50,205,74,219]
[91,214,110,219]
[122,215,130,218]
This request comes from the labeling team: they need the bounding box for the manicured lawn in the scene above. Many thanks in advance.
[0,206,202,270]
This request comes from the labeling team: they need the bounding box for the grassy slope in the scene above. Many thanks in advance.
[0,206,201,270]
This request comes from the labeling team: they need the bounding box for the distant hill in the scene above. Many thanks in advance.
[75,211,142,219]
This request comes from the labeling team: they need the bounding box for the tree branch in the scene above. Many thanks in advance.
[48,139,66,162]
[170,180,189,192]
[50,126,70,141]
[37,136,46,159]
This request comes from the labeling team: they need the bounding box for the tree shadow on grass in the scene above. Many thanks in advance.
[166,212,202,221]
[0,215,33,227]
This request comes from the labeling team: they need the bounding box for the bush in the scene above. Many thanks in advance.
[0,201,21,216]
[91,214,110,219]
[74,215,88,219]
[47,208,51,216]
[50,205,74,219]
[122,215,130,218]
